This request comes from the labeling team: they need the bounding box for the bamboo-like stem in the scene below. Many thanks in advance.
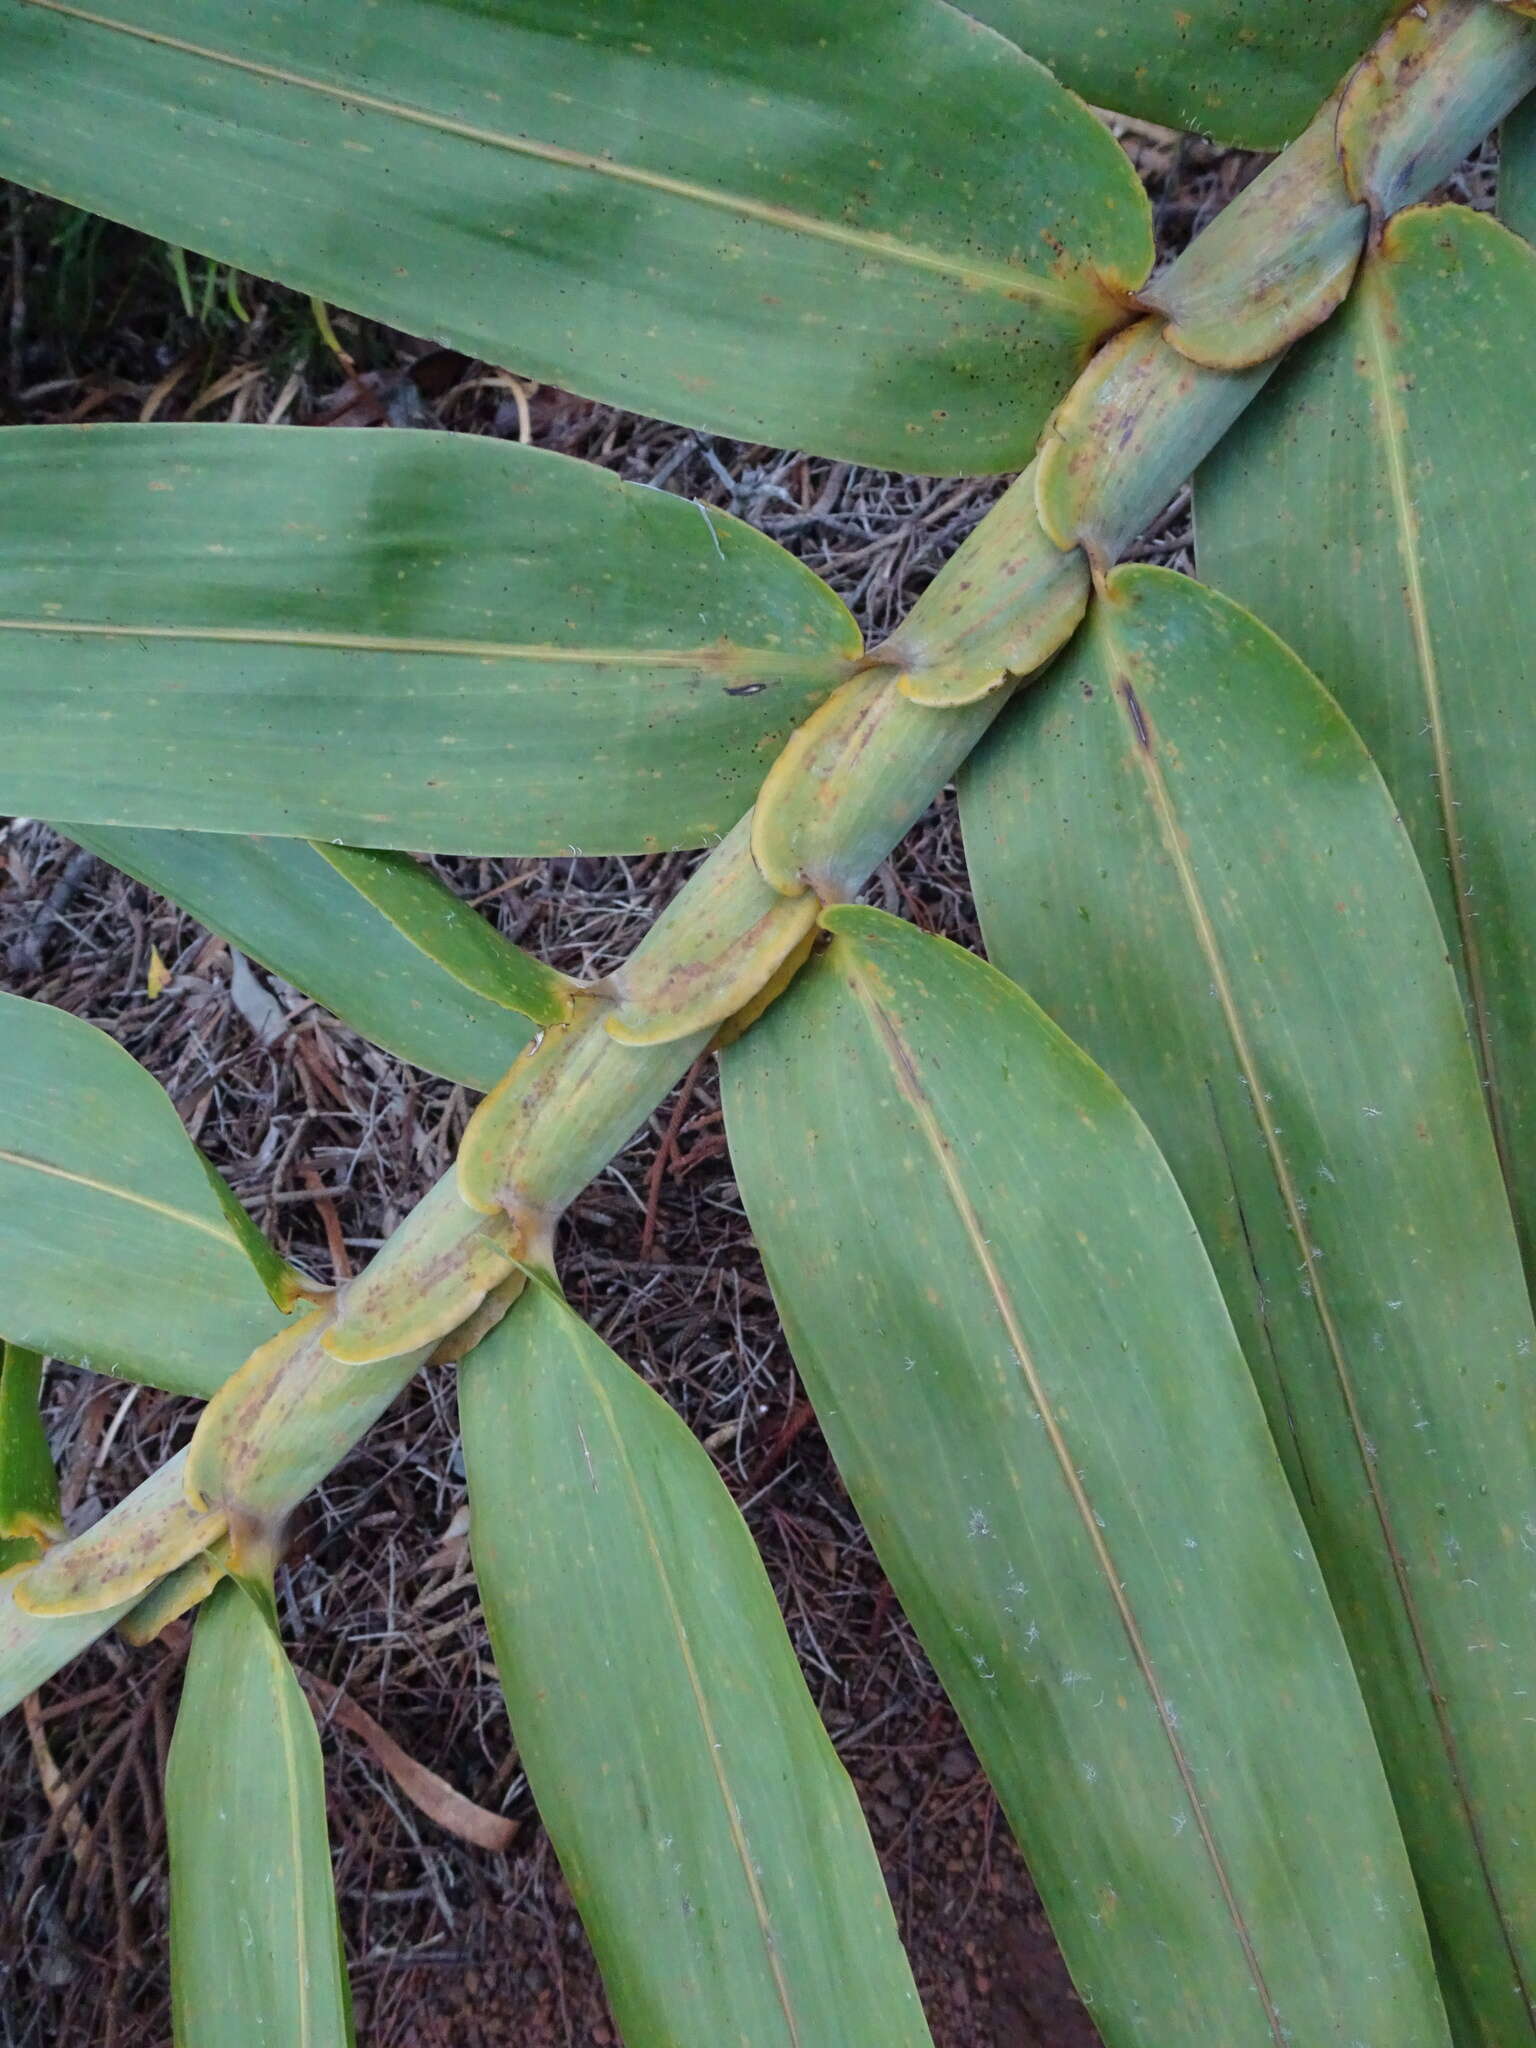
[11,0,1536,1632]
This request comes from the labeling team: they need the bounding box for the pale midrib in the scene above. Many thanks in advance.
[0,1147,240,1250]
[1204,1077,1318,1511]
[1116,673,1535,2031]
[850,969,1286,2048]
[0,616,836,675]
[20,0,1098,312]
[1358,273,1512,1186]
[581,1345,802,2048]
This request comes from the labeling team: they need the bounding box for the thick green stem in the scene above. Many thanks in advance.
[9,0,1535,1647]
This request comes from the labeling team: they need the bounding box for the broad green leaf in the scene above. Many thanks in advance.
[0,2,1152,473]
[1,1454,188,1713]
[1500,94,1536,242]
[967,0,1396,149]
[68,826,549,1090]
[960,568,1536,2047]
[0,425,858,854]
[723,907,1448,2048]
[1196,206,1536,1281]
[0,993,292,1398]
[0,1345,61,1573]
[460,1282,933,2048]
[167,1577,353,2048]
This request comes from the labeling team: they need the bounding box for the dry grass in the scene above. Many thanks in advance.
[0,121,1501,2048]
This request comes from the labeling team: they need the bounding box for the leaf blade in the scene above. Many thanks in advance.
[1197,207,1536,1283]
[0,1345,61,1572]
[723,907,1449,2048]
[167,1576,352,2048]
[460,1282,933,2048]
[310,845,572,1029]
[1502,94,1536,240]
[0,425,859,854]
[961,567,1536,2044]
[0,992,291,1397]
[0,0,1150,471]
[70,826,543,1089]
[967,0,1397,148]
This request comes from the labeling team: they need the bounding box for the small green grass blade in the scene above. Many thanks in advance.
[0,1344,61,1571]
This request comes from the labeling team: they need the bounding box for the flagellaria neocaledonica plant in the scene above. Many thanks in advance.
[3,0,1536,2041]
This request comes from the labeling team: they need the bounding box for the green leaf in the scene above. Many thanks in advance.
[1196,206,1536,1284]
[966,0,1397,149]
[0,425,858,854]
[460,1282,933,2048]
[167,1576,353,2048]
[960,567,1536,2047]
[0,1345,62,1572]
[0,2,1152,473]
[67,826,549,1090]
[194,1151,308,1319]
[1500,93,1536,243]
[0,992,293,1398]
[722,907,1449,2048]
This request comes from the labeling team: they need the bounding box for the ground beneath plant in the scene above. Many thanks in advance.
[0,126,1498,2048]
